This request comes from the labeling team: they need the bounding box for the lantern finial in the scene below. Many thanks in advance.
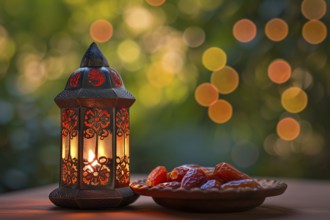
[80,42,109,67]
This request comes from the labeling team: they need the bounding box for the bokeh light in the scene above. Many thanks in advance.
[124,6,154,34]
[194,83,218,107]
[146,0,166,7]
[301,0,327,20]
[183,26,205,48]
[281,87,308,113]
[233,19,257,43]
[292,68,313,89]
[265,18,288,42]
[117,39,141,63]
[89,19,113,43]
[202,47,227,71]
[208,99,233,124]
[268,59,291,84]
[211,66,239,94]
[302,20,327,45]
[277,117,301,141]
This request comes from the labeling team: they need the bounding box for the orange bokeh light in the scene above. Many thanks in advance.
[89,19,113,43]
[195,83,218,107]
[146,0,166,7]
[301,0,327,20]
[277,117,301,141]
[268,59,291,84]
[281,87,308,113]
[265,18,289,42]
[302,20,327,45]
[211,66,239,94]
[208,99,233,124]
[233,19,257,43]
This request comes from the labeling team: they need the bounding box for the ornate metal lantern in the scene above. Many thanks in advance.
[49,43,138,209]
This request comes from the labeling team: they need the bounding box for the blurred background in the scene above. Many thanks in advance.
[0,0,330,193]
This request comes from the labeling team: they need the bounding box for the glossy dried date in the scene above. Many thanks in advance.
[181,168,207,189]
[221,179,260,189]
[146,166,168,186]
[213,162,250,182]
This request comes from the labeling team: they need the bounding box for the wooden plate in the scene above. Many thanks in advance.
[130,179,287,212]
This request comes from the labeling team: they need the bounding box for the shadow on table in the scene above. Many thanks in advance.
[49,204,295,220]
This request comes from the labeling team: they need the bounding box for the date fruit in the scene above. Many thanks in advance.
[213,162,250,182]
[146,166,168,186]
[181,168,207,189]
[157,181,181,189]
[200,179,222,190]
[221,179,260,189]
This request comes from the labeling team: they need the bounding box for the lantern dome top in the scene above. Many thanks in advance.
[80,42,109,67]
[55,42,135,108]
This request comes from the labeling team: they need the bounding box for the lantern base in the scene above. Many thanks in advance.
[49,186,139,209]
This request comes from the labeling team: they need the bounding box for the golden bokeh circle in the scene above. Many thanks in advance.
[233,19,257,43]
[268,59,291,84]
[301,0,327,20]
[211,66,239,94]
[281,87,308,113]
[89,19,113,43]
[202,47,227,71]
[208,99,233,124]
[277,117,301,141]
[265,18,289,42]
[302,20,327,45]
[195,83,218,107]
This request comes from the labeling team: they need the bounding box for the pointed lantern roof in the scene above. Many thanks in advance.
[55,42,135,108]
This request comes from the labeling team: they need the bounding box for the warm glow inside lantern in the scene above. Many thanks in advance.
[49,43,138,209]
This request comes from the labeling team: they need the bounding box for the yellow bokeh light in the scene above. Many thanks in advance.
[265,18,288,42]
[194,83,218,107]
[146,0,166,7]
[117,40,141,63]
[302,20,327,45]
[281,87,308,113]
[89,19,113,43]
[277,117,301,141]
[233,19,257,43]
[211,66,239,94]
[124,7,153,33]
[268,59,291,84]
[147,63,174,88]
[202,47,227,71]
[208,99,233,124]
[301,0,327,20]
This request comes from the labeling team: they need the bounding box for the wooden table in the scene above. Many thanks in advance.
[1,176,330,220]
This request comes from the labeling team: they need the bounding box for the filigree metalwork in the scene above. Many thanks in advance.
[110,69,122,87]
[62,109,78,139]
[61,156,78,185]
[69,72,81,88]
[116,108,129,137]
[83,156,111,186]
[115,155,130,187]
[88,69,105,86]
[84,108,111,139]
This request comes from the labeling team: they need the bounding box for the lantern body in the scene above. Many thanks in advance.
[49,43,138,209]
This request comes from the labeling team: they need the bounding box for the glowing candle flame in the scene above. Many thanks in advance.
[88,150,95,163]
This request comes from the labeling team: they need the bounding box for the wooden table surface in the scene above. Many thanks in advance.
[1,175,330,220]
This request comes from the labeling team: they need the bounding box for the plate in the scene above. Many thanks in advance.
[130,179,287,212]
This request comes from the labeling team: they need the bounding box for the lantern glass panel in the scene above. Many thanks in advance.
[82,107,112,187]
[115,107,130,187]
[61,108,79,186]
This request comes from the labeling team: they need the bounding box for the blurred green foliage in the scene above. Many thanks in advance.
[0,0,330,192]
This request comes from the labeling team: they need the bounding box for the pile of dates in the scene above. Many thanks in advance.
[146,162,261,190]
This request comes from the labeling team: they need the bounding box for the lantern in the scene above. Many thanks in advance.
[49,43,138,209]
